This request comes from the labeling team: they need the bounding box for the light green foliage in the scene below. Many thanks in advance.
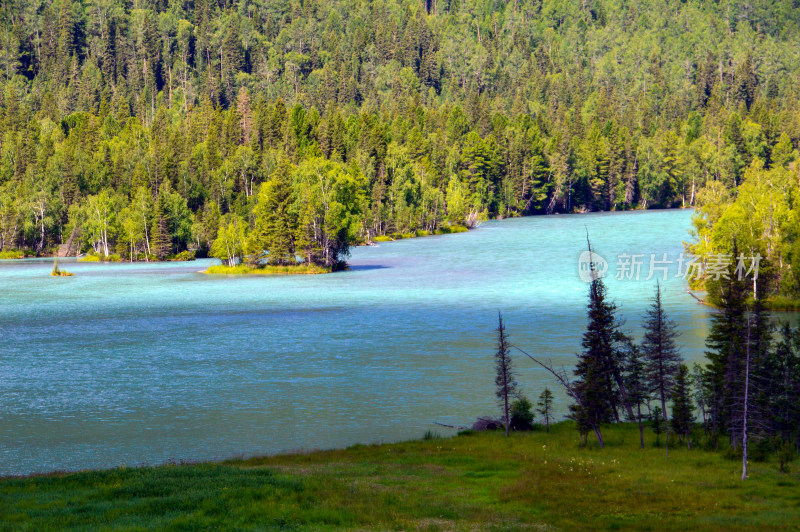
[210,215,247,267]
[690,160,798,303]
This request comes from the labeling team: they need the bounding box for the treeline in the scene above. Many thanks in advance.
[689,154,800,305]
[496,260,799,473]
[2,0,800,260]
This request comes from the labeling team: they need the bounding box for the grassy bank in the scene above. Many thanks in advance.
[372,225,469,243]
[2,422,798,530]
[0,249,25,259]
[204,263,331,275]
[689,290,800,312]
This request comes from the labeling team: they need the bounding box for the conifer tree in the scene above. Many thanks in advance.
[571,263,621,447]
[642,282,682,420]
[671,364,695,449]
[537,388,554,433]
[494,312,517,437]
[623,341,649,449]
[651,406,664,446]
[250,159,296,265]
[704,268,748,443]
[150,195,171,261]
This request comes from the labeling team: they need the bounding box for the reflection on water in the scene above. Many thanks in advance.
[1,209,718,475]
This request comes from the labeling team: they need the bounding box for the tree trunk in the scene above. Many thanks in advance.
[742,316,751,481]
[638,403,644,449]
[504,392,510,437]
[593,425,604,448]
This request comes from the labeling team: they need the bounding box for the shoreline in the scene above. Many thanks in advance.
[0,206,694,260]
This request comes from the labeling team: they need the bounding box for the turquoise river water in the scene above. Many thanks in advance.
[1,209,712,475]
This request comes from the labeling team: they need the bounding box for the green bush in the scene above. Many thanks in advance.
[765,295,800,311]
[0,249,24,259]
[778,439,795,473]
[435,225,468,235]
[423,430,441,440]
[373,235,393,242]
[721,445,741,461]
[510,396,535,431]
[170,250,196,261]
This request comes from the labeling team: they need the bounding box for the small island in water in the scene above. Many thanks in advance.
[204,263,330,275]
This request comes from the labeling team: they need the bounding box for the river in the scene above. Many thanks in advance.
[1,209,712,475]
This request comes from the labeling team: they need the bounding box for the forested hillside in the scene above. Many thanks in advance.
[1,0,799,264]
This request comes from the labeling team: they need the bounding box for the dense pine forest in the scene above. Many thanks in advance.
[1,0,800,269]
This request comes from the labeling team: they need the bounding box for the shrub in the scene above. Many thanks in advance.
[423,430,441,440]
[0,249,24,259]
[79,254,101,262]
[435,225,468,235]
[721,445,741,461]
[510,396,535,431]
[170,250,196,261]
[373,235,393,242]
[778,439,795,473]
[765,295,800,311]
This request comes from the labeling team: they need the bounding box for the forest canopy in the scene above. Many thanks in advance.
[1,0,799,267]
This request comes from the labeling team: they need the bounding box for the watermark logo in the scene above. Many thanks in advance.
[577,251,762,283]
[578,251,608,282]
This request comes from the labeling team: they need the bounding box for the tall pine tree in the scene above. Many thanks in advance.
[642,282,682,420]
[671,364,695,449]
[571,243,624,447]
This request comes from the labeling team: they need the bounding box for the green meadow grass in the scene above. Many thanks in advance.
[2,422,799,530]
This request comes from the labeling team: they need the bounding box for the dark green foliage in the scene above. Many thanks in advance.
[622,341,648,449]
[510,396,534,432]
[423,430,441,440]
[536,388,554,432]
[704,271,749,441]
[651,406,664,446]
[671,364,695,449]
[642,283,682,420]
[571,271,626,446]
[1,0,799,259]
[777,439,794,473]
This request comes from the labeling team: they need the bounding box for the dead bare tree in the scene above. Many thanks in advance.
[742,313,751,480]
[512,345,605,448]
